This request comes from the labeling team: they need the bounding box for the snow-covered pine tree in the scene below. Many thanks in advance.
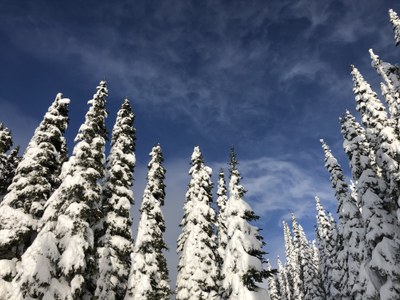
[1,146,21,198]
[0,93,69,261]
[315,197,340,300]
[277,257,290,300]
[222,148,270,299]
[176,146,219,300]
[266,261,280,300]
[303,240,324,300]
[283,221,295,299]
[290,215,305,300]
[12,81,108,299]
[94,99,136,299]
[369,49,400,131]
[125,144,170,300]
[321,139,365,299]
[340,112,374,299]
[351,66,400,298]
[0,123,14,198]
[389,9,400,46]
[216,169,228,266]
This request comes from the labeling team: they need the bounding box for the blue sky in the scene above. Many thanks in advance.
[1,0,399,280]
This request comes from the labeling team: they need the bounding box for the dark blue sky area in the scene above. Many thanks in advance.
[0,0,399,268]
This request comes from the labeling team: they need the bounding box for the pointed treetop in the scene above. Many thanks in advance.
[351,65,388,128]
[191,145,203,161]
[229,147,238,171]
[0,123,12,153]
[389,9,400,46]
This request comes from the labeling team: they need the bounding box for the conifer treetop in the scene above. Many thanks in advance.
[126,144,170,300]
[0,123,12,154]
[176,146,219,300]
[95,98,135,300]
[389,9,400,46]
[351,66,388,130]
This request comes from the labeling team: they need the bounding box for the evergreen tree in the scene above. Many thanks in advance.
[266,261,280,300]
[315,197,340,300]
[216,169,228,265]
[95,99,136,299]
[277,257,290,300]
[303,241,324,300]
[125,144,170,300]
[369,49,400,131]
[351,66,400,299]
[222,148,269,299]
[12,82,108,299]
[216,169,228,296]
[176,146,219,300]
[340,112,374,299]
[0,93,69,261]
[0,123,13,198]
[321,139,365,299]
[389,9,400,46]
[290,215,304,300]
[282,221,294,298]
[1,146,21,197]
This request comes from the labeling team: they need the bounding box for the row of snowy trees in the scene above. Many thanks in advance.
[0,83,272,297]
[267,8,400,300]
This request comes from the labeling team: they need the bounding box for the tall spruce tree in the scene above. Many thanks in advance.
[1,146,21,198]
[282,221,294,299]
[340,112,374,299]
[389,9,400,46]
[176,146,219,300]
[315,197,340,300]
[12,82,108,299]
[125,144,170,300]
[277,257,290,300]
[0,93,69,261]
[222,149,269,299]
[303,240,324,300]
[0,123,15,198]
[290,215,305,300]
[216,169,228,265]
[351,66,400,299]
[94,99,136,299]
[321,139,365,299]
[266,261,280,300]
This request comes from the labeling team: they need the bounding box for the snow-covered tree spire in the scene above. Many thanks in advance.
[12,81,108,299]
[315,197,340,300]
[341,111,376,181]
[277,257,291,300]
[0,123,14,198]
[303,240,325,300]
[176,146,219,300]
[216,168,228,263]
[95,98,136,299]
[369,49,400,125]
[290,215,305,300]
[321,139,366,299]
[0,93,70,260]
[283,221,294,299]
[389,9,400,46]
[352,65,400,221]
[266,261,280,300]
[1,146,20,198]
[351,65,389,148]
[125,144,170,300]
[222,148,270,299]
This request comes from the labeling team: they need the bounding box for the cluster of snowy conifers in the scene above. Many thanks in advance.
[267,9,400,300]
[0,79,271,297]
